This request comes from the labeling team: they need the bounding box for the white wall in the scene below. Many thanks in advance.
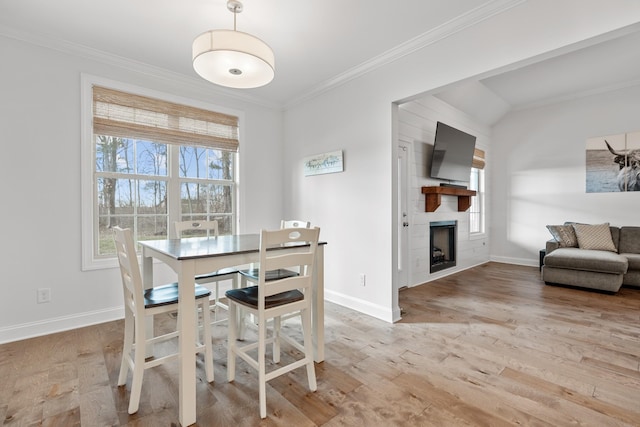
[0,36,284,342]
[398,96,490,286]
[282,1,640,323]
[491,84,640,265]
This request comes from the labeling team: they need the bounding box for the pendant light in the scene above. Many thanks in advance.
[192,0,275,88]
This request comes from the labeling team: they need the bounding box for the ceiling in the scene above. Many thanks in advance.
[434,28,640,125]
[1,0,640,116]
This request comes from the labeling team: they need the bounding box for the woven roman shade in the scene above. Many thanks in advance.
[472,148,485,169]
[93,86,239,152]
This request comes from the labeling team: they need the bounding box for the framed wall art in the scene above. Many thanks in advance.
[303,150,344,176]
[586,131,640,193]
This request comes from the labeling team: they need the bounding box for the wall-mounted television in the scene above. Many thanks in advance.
[429,121,476,185]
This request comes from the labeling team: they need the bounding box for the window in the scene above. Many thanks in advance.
[469,148,485,235]
[82,78,241,269]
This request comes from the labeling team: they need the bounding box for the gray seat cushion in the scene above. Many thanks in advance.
[544,248,628,274]
[621,253,640,270]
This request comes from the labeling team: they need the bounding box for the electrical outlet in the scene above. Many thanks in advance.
[37,288,51,304]
[359,273,366,287]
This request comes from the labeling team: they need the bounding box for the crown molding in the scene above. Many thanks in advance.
[0,24,281,110]
[1,0,525,111]
[284,0,526,109]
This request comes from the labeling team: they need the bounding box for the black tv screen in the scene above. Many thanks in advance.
[429,121,476,183]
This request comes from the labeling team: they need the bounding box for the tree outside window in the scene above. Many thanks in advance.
[94,137,235,256]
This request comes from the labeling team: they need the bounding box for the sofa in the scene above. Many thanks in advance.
[542,223,640,293]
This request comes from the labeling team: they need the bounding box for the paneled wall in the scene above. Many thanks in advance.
[398,96,490,287]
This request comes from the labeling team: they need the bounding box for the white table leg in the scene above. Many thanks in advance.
[178,261,197,426]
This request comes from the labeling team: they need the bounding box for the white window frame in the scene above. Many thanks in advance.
[81,75,243,270]
[469,167,485,238]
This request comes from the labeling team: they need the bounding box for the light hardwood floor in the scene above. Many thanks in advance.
[1,262,639,426]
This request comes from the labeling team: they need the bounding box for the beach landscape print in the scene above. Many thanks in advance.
[586,131,640,193]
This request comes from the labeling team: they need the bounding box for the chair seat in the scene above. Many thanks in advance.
[195,267,239,281]
[226,286,303,309]
[144,283,212,308]
[239,268,299,282]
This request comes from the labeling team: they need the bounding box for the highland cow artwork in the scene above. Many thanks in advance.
[586,131,640,193]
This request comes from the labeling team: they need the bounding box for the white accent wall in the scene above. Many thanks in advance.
[490,84,640,266]
[398,96,490,286]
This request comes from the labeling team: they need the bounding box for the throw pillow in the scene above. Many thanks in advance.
[572,223,617,252]
[546,225,578,247]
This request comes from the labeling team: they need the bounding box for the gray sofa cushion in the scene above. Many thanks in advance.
[544,248,628,274]
[622,253,640,270]
[618,226,640,254]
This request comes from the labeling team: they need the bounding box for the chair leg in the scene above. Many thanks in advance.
[200,300,214,383]
[273,316,281,363]
[128,315,147,414]
[258,314,267,419]
[118,308,134,386]
[300,307,317,392]
[213,281,220,324]
[238,275,248,340]
[227,302,237,382]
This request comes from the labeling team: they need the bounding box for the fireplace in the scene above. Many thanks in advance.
[430,220,456,273]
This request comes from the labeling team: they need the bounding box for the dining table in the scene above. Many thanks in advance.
[139,233,326,427]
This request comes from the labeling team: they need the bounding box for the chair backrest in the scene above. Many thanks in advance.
[258,227,320,303]
[113,227,144,312]
[174,220,219,238]
[281,220,311,229]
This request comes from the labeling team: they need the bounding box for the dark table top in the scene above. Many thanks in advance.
[140,233,325,260]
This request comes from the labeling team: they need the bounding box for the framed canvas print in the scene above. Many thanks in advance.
[304,150,344,176]
[586,131,640,192]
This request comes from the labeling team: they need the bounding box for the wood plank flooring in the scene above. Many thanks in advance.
[1,262,639,426]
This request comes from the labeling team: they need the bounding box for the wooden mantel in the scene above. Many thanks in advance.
[421,186,477,212]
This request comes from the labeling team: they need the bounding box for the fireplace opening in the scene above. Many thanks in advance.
[430,220,457,273]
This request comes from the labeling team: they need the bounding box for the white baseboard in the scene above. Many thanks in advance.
[0,306,124,344]
[490,255,538,267]
[324,289,394,323]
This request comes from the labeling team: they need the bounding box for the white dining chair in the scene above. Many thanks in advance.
[174,220,239,326]
[226,226,320,419]
[237,220,311,333]
[238,220,311,286]
[113,226,214,414]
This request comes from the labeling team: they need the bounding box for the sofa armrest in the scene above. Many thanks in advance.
[546,239,560,255]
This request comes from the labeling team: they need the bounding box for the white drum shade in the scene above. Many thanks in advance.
[193,29,275,89]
